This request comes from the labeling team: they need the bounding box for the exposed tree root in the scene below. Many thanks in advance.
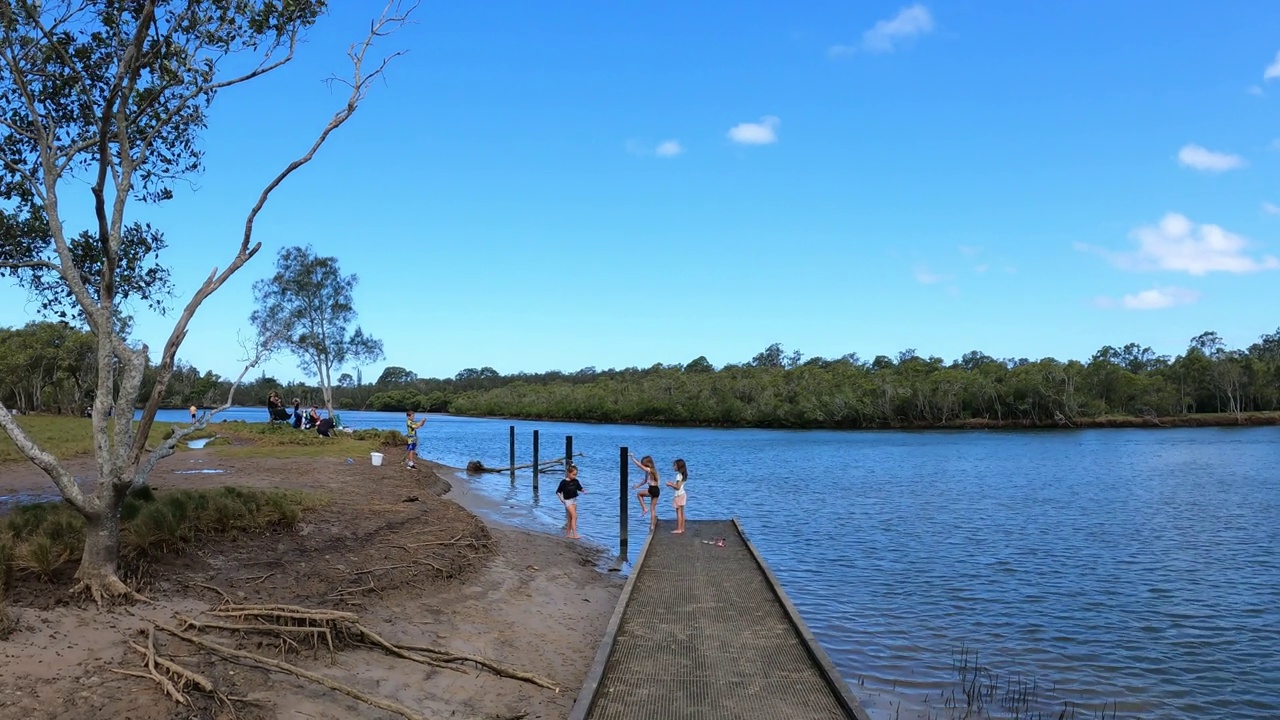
[147,619,427,720]
[177,613,337,655]
[111,627,231,712]
[396,640,560,691]
[193,598,559,690]
[73,575,150,607]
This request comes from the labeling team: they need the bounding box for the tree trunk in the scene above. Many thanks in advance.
[72,492,135,604]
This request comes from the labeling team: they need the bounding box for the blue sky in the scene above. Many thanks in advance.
[4,2,1280,382]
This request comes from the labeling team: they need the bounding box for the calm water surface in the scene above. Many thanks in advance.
[150,408,1280,719]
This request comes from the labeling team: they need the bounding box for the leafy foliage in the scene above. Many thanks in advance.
[250,245,383,415]
[441,334,1280,428]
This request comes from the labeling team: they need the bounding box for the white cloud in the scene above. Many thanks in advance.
[1096,287,1200,311]
[727,116,780,145]
[1248,85,1265,96]
[1079,213,1280,275]
[973,263,989,273]
[957,244,981,256]
[1265,50,1280,81]
[627,138,684,157]
[1263,201,1280,216]
[862,4,934,53]
[654,140,684,157]
[913,265,944,284]
[830,4,934,57]
[1176,144,1246,172]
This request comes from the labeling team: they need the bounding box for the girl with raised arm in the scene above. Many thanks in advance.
[629,452,660,524]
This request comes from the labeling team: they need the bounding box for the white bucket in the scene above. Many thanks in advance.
[370,452,384,467]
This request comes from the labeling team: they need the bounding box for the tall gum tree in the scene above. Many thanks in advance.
[250,245,384,418]
[0,0,415,604]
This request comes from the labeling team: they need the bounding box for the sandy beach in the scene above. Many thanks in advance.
[0,449,624,719]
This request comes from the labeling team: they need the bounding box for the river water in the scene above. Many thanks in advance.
[147,407,1280,719]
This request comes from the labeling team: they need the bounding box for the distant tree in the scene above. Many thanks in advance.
[337,372,356,388]
[685,356,715,373]
[251,246,384,417]
[0,1,412,603]
[377,366,418,386]
[751,343,785,368]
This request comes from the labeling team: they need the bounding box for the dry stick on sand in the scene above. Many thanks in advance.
[148,619,427,720]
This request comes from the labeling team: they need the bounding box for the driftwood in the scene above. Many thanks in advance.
[466,452,584,474]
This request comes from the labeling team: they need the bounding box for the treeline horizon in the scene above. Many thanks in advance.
[5,320,1280,429]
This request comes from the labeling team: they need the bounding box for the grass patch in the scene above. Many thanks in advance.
[0,486,327,585]
[0,415,196,463]
[208,421,402,459]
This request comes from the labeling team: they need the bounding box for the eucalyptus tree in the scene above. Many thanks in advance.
[250,245,383,418]
[0,0,414,603]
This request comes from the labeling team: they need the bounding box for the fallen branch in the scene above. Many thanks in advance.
[148,619,426,720]
[466,452,585,474]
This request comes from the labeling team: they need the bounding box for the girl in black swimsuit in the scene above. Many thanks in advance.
[629,452,661,526]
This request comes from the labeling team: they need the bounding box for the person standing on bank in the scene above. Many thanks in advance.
[629,452,660,527]
[405,410,427,469]
[666,458,688,534]
[189,404,197,424]
[557,464,585,539]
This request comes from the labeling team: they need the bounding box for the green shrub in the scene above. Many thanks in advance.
[3,486,325,574]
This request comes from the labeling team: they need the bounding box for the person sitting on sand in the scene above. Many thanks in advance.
[556,464,585,540]
[629,452,660,527]
[405,410,427,469]
[666,458,688,534]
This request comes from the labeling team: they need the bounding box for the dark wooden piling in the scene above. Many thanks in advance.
[508,425,516,482]
[619,445,628,556]
[532,429,540,490]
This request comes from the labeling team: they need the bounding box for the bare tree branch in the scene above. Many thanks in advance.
[133,329,282,487]
[130,1,418,462]
[0,402,91,513]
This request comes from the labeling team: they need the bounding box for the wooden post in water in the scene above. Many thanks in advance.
[508,425,516,482]
[619,445,628,556]
[532,429,540,490]
[565,435,573,471]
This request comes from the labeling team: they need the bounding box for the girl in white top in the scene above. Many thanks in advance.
[665,458,688,534]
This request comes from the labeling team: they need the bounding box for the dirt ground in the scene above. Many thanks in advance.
[0,449,624,720]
